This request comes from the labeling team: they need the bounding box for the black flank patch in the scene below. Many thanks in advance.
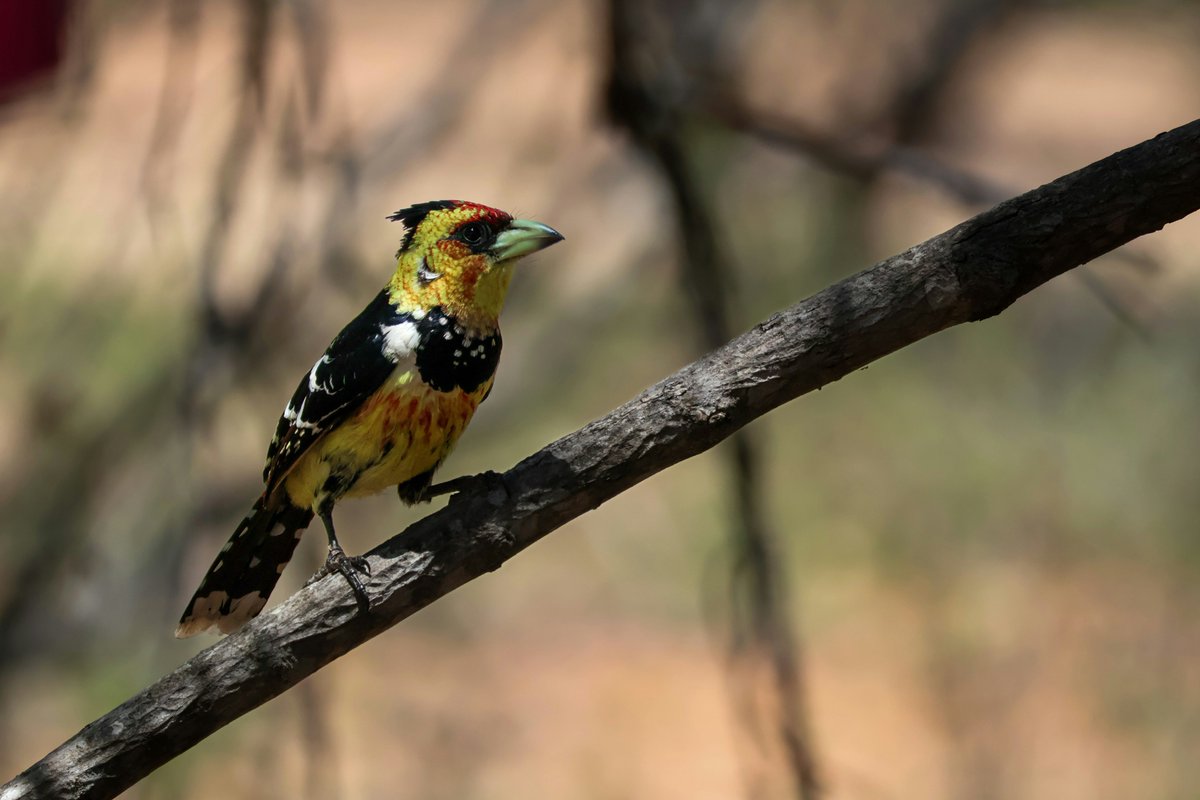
[321,471,352,499]
[415,307,501,394]
[396,466,437,504]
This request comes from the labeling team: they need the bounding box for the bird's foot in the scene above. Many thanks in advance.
[426,470,509,503]
[425,474,478,499]
[324,545,372,611]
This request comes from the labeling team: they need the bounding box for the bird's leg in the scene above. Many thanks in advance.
[318,506,372,611]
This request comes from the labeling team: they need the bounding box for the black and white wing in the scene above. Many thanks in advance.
[263,290,418,493]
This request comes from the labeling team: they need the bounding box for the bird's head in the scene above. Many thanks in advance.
[386,200,563,328]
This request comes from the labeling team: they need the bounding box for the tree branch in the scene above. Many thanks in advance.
[603,0,823,792]
[4,119,1199,800]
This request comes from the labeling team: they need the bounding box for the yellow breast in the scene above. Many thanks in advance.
[283,374,490,509]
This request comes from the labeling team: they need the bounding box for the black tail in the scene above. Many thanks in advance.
[176,499,313,637]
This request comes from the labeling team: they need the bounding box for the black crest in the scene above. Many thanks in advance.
[388,200,459,254]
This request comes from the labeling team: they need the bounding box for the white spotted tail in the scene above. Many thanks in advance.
[176,499,314,637]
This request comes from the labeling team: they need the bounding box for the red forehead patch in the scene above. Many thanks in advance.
[448,201,512,227]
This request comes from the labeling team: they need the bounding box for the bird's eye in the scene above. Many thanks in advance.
[458,221,488,246]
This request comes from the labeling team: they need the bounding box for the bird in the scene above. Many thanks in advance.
[176,200,563,637]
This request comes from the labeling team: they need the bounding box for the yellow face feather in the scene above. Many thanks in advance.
[386,202,560,330]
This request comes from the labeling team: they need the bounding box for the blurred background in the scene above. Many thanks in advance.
[2,0,1199,797]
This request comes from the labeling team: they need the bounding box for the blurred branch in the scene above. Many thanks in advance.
[305,0,533,294]
[241,0,273,113]
[139,0,201,233]
[604,1,821,796]
[192,0,276,349]
[358,0,534,177]
[710,98,1000,201]
[873,0,1021,143]
[4,119,1200,800]
[288,0,330,119]
[708,97,1159,337]
[297,679,337,800]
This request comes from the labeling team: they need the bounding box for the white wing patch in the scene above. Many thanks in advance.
[283,395,319,429]
[381,321,421,361]
[308,355,334,393]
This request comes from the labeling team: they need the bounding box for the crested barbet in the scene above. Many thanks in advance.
[177,201,563,636]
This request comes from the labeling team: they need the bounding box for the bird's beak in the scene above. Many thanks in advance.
[491,218,564,261]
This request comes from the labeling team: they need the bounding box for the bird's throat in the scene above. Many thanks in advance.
[388,254,514,330]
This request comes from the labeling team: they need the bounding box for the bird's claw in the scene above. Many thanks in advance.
[324,545,372,611]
